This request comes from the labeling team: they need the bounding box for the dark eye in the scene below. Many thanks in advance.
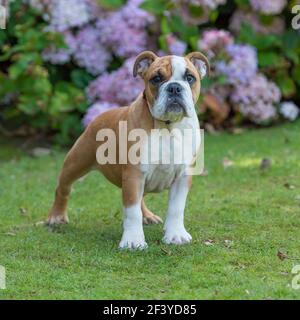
[150,75,162,85]
[185,74,195,84]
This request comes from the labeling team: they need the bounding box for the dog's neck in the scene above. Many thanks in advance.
[141,90,186,128]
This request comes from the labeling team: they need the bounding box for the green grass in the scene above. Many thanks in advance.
[1,121,300,300]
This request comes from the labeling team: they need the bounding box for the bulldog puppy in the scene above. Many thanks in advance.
[47,51,210,249]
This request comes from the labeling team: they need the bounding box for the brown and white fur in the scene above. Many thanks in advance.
[47,51,210,249]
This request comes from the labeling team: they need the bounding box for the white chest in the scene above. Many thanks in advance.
[140,116,200,193]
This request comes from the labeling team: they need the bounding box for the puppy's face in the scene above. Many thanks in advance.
[133,51,210,123]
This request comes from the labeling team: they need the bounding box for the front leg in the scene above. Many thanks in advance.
[163,174,192,245]
[119,169,147,250]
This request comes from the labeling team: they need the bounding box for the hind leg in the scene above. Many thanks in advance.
[142,197,163,225]
[47,136,95,225]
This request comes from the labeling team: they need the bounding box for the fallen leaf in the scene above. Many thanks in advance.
[295,195,300,206]
[34,221,45,226]
[30,147,51,158]
[277,250,300,262]
[114,211,120,218]
[277,250,288,261]
[204,239,214,246]
[222,158,233,169]
[284,183,296,190]
[284,137,290,144]
[3,232,16,236]
[230,127,244,135]
[224,239,233,248]
[204,123,218,134]
[260,158,272,170]
[19,207,27,215]
[232,262,246,269]
[161,247,172,255]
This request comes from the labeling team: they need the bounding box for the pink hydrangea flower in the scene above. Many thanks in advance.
[72,26,111,75]
[166,34,187,56]
[172,0,227,25]
[47,0,91,32]
[230,10,285,35]
[86,58,144,106]
[216,44,257,85]
[250,0,287,15]
[198,29,234,56]
[189,0,227,10]
[96,0,154,58]
[231,74,281,124]
[82,101,119,127]
[42,32,76,64]
[279,102,299,121]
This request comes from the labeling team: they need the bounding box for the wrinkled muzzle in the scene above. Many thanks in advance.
[151,81,193,123]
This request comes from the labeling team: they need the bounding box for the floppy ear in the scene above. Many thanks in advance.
[186,52,210,79]
[133,51,158,78]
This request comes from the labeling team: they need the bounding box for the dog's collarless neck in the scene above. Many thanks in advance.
[143,91,172,126]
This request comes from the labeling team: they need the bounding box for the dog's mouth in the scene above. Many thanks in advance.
[162,98,187,123]
[166,97,186,112]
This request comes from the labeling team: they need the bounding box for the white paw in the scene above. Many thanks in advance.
[47,215,69,225]
[119,231,148,250]
[163,228,192,245]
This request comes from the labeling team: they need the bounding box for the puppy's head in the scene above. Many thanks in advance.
[133,51,210,123]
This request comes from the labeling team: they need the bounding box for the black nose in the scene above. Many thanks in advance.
[167,83,182,95]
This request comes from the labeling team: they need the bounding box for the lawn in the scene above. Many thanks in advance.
[0,121,300,300]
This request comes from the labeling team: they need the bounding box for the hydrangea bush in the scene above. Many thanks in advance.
[0,0,299,143]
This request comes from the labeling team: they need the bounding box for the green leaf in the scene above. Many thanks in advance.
[8,53,40,79]
[276,77,296,98]
[49,82,86,115]
[169,15,198,41]
[201,76,214,90]
[0,30,8,47]
[158,35,168,52]
[238,24,281,50]
[71,69,94,89]
[234,0,249,7]
[0,73,14,94]
[188,4,204,18]
[140,0,168,14]
[18,96,42,115]
[281,29,300,64]
[292,65,300,86]
[258,52,286,68]
[282,29,300,51]
[259,14,274,26]
[31,76,52,95]
[189,36,199,51]
[96,0,125,9]
[209,10,219,23]
[161,16,171,35]
[0,44,27,62]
